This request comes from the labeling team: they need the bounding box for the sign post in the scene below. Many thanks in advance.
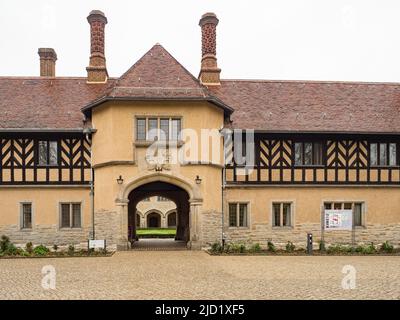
[324,209,353,231]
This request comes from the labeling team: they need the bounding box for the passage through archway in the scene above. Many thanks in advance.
[127,181,190,248]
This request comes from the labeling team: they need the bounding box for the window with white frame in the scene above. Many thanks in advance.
[21,203,32,229]
[60,203,82,228]
[272,202,292,227]
[136,117,181,141]
[228,203,248,227]
[324,202,364,227]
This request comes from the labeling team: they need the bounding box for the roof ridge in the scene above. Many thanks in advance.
[221,79,400,86]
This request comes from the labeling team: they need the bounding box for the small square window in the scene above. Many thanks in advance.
[272,203,292,227]
[229,203,248,227]
[60,203,81,229]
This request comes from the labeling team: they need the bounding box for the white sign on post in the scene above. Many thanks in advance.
[324,210,353,231]
[88,239,106,249]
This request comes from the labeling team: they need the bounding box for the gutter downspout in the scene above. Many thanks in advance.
[84,128,95,240]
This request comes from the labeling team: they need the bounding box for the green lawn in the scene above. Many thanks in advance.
[136,228,176,236]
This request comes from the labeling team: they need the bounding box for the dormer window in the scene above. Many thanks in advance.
[136,117,181,142]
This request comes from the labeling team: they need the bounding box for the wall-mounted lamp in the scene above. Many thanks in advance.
[195,175,202,185]
[116,175,124,185]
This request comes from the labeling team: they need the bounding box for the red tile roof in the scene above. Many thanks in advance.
[1,45,400,133]
[82,44,232,114]
[0,77,114,130]
[210,80,400,133]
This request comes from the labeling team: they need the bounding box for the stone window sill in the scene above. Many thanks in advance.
[271,226,294,230]
[59,228,83,231]
[134,140,184,148]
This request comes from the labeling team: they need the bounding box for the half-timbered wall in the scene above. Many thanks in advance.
[0,134,91,185]
[226,134,400,185]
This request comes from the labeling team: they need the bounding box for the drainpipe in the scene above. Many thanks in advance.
[84,127,95,240]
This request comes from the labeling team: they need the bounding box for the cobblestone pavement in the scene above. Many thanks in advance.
[0,251,399,299]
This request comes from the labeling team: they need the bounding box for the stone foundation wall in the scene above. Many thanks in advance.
[224,223,400,249]
[94,209,122,250]
[200,210,222,246]
[0,224,91,250]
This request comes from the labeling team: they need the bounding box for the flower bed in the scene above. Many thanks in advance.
[0,235,113,259]
[207,240,400,256]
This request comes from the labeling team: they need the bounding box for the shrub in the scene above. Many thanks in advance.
[33,245,50,256]
[0,235,11,253]
[267,241,276,253]
[319,240,326,252]
[68,244,75,255]
[229,242,246,253]
[380,241,394,253]
[0,236,19,255]
[327,244,352,254]
[210,242,222,253]
[285,241,295,253]
[362,242,377,254]
[249,243,261,253]
[25,242,33,254]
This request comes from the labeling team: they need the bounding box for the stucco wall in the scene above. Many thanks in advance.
[224,186,400,248]
[0,187,91,248]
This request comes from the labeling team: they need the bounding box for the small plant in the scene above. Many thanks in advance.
[53,244,58,252]
[229,242,245,253]
[380,241,394,253]
[362,242,377,255]
[319,240,326,252]
[25,242,33,254]
[267,241,276,253]
[210,242,222,253]
[249,243,261,253]
[285,241,295,253]
[68,244,75,255]
[33,245,50,256]
[0,235,11,253]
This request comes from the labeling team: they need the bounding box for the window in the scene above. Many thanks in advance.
[324,202,364,227]
[272,203,292,227]
[136,117,181,141]
[60,203,81,228]
[157,196,169,202]
[38,140,58,166]
[294,142,323,166]
[370,143,397,166]
[228,203,248,227]
[21,203,32,229]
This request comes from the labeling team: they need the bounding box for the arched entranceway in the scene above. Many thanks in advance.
[167,211,177,227]
[146,211,161,228]
[127,181,190,245]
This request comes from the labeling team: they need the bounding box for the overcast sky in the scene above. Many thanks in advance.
[1,0,400,82]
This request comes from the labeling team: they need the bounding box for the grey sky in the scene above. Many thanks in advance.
[1,0,399,82]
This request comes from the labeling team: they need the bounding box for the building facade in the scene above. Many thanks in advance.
[0,10,399,250]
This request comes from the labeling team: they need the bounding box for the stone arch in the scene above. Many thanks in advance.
[119,172,202,203]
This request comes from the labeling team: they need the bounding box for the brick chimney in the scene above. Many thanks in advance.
[199,13,221,86]
[38,48,57,77]
[86,10,108,83]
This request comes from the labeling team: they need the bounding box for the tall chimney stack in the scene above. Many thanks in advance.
[199,13,221,86]
[38,48,57,77]
[86,10,108,83]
